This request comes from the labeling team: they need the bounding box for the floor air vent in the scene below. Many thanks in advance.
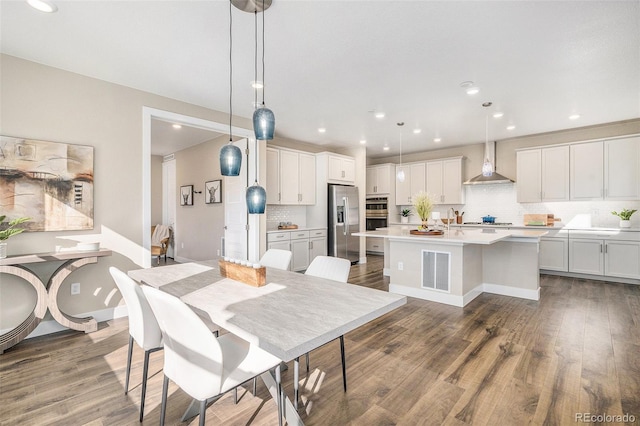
[421,250,451,292]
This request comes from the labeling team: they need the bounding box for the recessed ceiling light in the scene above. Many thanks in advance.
[493,112,504,118]
[172,124,182,129]
[413,129,422,134]
[506,125,516,130]
[360,140,367,145]
[27,0,57,12]
[251,80,264,89]
[383,146,390,151]
[433,138,442,143]
[318,128,326,133]
[569,114,581,120]
[466,87,480,95]
[375,112,385,119]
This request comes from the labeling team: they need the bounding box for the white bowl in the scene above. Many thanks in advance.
[76,242,100,251]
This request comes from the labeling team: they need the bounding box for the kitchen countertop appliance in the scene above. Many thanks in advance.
[329,184,360,263]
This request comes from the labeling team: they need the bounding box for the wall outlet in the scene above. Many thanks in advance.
[398,261,404,271]
[217,249,220,256]
[71,282,80,295]
[181,242,184,249]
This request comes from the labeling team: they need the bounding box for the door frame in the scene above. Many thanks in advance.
[142,106,256,268]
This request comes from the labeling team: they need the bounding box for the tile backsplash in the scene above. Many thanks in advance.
[266,205,307,230]
[399,184,640,228]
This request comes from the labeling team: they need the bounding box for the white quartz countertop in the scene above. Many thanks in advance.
[387,222,640,232]
[266,226,327,233]
[354,227,547,245]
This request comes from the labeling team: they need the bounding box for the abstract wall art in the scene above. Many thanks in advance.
[0,136,94,231]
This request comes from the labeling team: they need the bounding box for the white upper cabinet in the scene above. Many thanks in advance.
[516,149,542,203]
[570,141,604,200]
[267,148,316,205]
[541,145,569,201]
[395,162,425,205]
[366,164,392,195]
[395,164,411,205]
[519,136,639,203]
[517,146,568,202]
[410,163,426,201]
[426,157,464,205]
[604,136,640,200]
[328,155,355,184]
[266,147,280,204]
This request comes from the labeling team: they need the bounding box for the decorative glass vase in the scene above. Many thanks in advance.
[620,220,631,228]
[0,242,7,259]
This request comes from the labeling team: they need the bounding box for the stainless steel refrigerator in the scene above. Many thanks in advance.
[328,184,360,263]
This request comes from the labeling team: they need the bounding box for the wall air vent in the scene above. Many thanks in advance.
[163,154,175,162]
[421,250,451,292]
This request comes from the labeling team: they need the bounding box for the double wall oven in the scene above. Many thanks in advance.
[365,197,388,231]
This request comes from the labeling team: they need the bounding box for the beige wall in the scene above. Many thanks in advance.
[0,54,251,330]
[174,135,228,261]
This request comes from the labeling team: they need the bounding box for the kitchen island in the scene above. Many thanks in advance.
[354,227,547,307]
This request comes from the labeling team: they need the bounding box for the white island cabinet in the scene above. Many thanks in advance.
[354,228,546,307]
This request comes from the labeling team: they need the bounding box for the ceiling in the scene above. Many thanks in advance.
[2,1,639,158]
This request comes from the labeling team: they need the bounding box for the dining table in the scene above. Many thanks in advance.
[128,260,406,426]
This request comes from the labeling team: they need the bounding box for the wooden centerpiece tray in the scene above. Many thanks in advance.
[409,229,444,236]
[218,259,266,287]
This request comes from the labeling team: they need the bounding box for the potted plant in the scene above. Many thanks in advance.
[400,208,412,224]
[412,191,433,230]
[0,216,30,259]
[611,209,637,228]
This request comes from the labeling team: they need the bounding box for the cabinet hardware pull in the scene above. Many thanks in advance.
[600,244,603,253]
[309,241,313,249]
[278,193,281,201]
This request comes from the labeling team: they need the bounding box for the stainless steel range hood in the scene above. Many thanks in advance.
[464,140,514,185]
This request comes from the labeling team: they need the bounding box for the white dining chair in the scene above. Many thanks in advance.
[109,267,163,422]
[294,255,352,408]
[259,248,293,270]
[141,286,284,426]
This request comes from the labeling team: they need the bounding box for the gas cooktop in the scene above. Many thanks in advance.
[463,222,513,226]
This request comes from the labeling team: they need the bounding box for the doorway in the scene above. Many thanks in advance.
[142,107,257,268]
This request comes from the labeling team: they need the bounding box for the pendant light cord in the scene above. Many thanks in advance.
[261,0,266,106]
[228,0,233,143]
[254,9,259,184]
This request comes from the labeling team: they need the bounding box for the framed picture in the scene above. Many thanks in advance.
[180,185,194,206]
[0,135,94,231]
[205,180,222,204]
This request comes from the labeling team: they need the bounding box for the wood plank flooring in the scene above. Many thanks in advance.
[1,255,639,425]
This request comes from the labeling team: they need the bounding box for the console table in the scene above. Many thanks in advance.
[0,249,112,354]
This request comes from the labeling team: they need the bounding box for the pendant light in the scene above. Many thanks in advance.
[481,105,494,177]
[396,122,405,182]
[252,0,275,140]
[246,9,267,214]
[220,0,242,176]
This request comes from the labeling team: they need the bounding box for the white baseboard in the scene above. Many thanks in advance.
[1,305,130,340]
[389,282,539,307]
[389,284,465,307]
[482,283,540,301]
[359,256,367,264]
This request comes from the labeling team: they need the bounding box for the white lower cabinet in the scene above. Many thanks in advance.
[539,230,568,272]
[309,229,327,264]
[267,228,327,272]
[366,238,383,254]
[568,230,640,279]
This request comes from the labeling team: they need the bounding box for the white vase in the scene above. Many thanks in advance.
[620,220,631,228]
[401,216,409,224]
[0,242,7,259]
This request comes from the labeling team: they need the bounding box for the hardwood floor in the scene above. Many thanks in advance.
[1,255,639,425]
